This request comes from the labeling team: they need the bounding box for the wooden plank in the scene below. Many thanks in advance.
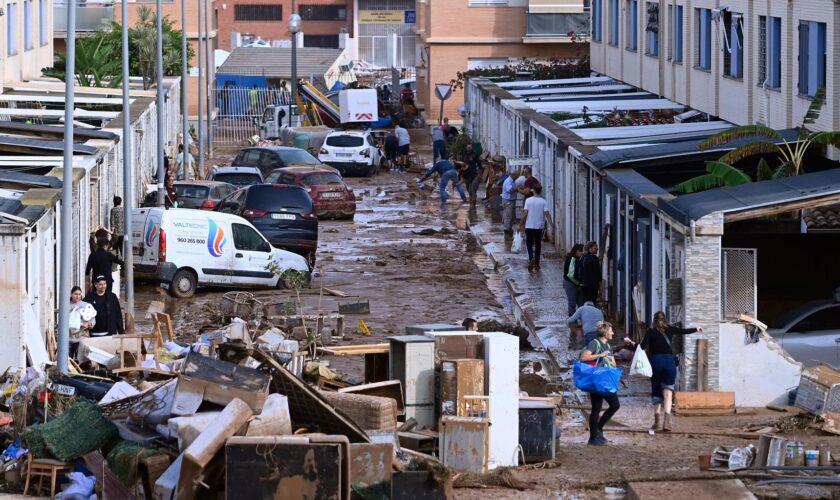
[697,339,709,392]
[675,391,735,410]
[323,287,348,297]
[318,343,389,356]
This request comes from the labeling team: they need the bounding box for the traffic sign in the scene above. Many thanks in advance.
[405,10,416,24]
[435,84,453,101]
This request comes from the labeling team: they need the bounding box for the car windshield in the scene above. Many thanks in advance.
[248,186,313,211]
[277,149,320,165]
[326,135,364,147]
[304,172,343,185]
[214,173,262,186]
[175,185,210,199]
[768,301,832,329]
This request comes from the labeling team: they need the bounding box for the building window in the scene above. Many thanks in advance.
[673,5,683,63]
[23,0,31,50]
[626,0,637,51]
[234,5,282,21]
[592,0,602,42]
[696,8,711,70]
[299,4,347,21]
[7,3,16,56]
[645,2,658,56]
[766,17,781,88]
[38,0,46,46]
[798,21,826,97]
[609,0,618,45]
[722,11,743,79]
[303,34,339,48]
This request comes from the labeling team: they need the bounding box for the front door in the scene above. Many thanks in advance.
[229,222,277,287]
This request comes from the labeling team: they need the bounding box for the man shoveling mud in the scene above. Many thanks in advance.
[417,160,467,208]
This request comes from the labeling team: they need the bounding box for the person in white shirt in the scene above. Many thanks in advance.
[176,144,195,180]
[501,170,520,234]
[394,123,411,171]
[518,185,552,271]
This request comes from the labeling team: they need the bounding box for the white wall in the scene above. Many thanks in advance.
[718,322,802,407]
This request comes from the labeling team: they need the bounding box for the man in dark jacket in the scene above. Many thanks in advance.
[83,275,125,336]
[579,240,602,303]
[86,236,124,293]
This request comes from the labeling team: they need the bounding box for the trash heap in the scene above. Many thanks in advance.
[0,304,560,499]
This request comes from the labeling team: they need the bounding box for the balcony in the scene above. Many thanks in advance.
[54,1,114,36]
[525,0,589,42]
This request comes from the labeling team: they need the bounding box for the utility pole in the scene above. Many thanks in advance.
[122,0,135,322]
[205,0,213,160]
[289,0,301,127]
[180,0,190,179]
[57,0,76,373]
[197,0,205,177]
[155,0,165,205]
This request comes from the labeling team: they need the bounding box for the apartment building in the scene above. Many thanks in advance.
[415,0,589,124]
[2,0,54,85]
[590,0,840,132]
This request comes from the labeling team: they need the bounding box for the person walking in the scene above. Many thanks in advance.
[109,196,125,258]
[579,241,601,303]
[383,132,399,171]
[518,185,552,271]
[419,160,466,208]
[432,125,447,163]
[86,235,124,294]
[69,286,96,359]
[568,302,605,348]
[501,170,520,235]
[83,275,125,337]
[395,122,411,171]
[563,244,584,316]
[627,312,703,432]
[462,152,481,205]
[579,322,622,445]
[176,144,195,180]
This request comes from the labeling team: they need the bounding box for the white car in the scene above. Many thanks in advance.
[131,207,309,298]
[318,130,381,177]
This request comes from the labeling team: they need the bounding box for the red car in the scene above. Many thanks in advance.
[264,166,356,220]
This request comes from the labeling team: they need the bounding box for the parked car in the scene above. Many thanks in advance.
[131,207,309,298]
[767,301,840,367]
[232,146,338,177]
[318,130,382,177]
[265,167,356,220]
[173,180,237,210]
[209,166,264,187]
[215,184,318,265]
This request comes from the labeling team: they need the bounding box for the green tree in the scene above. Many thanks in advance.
[676,88,840,193]
[42,36,122,87]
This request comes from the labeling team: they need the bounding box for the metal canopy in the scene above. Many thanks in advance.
[527,98,686,113]
[659,168,840,226]
[0,170,63,188]
[0,136,97,155]
[573,121,732,140]
[496,76,614,89]
[509,84,635,97]
[525,91,654,103]
[0,122,117,140]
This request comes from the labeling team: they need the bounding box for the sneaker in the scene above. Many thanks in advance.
[587,436,606,446]
[527,260,534,271]
[597,429,607,441]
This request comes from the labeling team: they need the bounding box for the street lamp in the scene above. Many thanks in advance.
[288,5,301,126]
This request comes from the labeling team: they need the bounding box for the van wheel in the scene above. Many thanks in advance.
[170,269,197,298]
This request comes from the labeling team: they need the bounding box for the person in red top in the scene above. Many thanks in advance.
[165,174,178,207]
[519,167,541,199]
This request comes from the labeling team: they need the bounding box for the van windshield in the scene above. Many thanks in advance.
[249,185,313,212]
[214,173,262,186]
[326,135,364,148]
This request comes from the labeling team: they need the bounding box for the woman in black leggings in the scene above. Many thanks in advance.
[579,322,621,446]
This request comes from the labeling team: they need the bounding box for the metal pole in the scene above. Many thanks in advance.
[290,0,297,128]
[155,0,165,205]
[57,0,76,373]
[205,0,213,159]
[122,0,135,320]
[180,0,190,179]
[197,0,205,176]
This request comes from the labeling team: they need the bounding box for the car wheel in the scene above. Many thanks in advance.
[170,269,197,298]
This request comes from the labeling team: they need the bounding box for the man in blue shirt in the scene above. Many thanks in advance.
[568,301,605,347]
[419,160,466,208]
[501,170,520,234]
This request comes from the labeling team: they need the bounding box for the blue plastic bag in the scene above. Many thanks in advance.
[573,361,622,394]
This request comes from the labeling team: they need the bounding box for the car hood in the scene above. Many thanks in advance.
[271,247,309,272]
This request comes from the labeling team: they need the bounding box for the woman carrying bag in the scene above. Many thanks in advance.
[577,322,632,446]
[628,311,703,432]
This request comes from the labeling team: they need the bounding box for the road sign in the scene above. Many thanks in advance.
[405,10,416,24]
[435,84,453,101]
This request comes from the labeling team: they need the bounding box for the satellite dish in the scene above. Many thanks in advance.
[458,104,466,117]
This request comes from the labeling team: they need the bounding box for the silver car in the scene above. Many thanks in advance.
[767,301,840,367]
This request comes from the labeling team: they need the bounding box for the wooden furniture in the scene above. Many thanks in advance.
[23,454,73,498]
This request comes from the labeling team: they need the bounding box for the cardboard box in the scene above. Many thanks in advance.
[440,359,485,417]
[173,351,270,415]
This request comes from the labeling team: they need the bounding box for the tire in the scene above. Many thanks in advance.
[307,251,317,268]
[169,269,197,298]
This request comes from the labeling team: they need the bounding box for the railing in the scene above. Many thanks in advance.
[54,1,114,32]
[525,12,589,37]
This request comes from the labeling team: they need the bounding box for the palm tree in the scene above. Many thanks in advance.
[676,88,840,193]
[42,36,122,87]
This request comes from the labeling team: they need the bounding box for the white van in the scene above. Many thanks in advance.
[132,208,309,298]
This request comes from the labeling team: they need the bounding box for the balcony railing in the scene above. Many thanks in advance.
[54,1,114,33]
[526,12,589,38]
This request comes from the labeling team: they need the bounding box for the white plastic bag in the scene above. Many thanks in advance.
[512,231,523,253]
[629,345,652,378]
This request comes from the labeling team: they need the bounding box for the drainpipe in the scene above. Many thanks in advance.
[690,219,696,243]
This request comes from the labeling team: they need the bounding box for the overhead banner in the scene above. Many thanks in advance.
[359,10,405,23]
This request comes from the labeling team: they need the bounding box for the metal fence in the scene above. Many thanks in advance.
[721,248,757,319]
[212,87,293,145]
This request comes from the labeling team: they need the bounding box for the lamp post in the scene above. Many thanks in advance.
[288,3,301,126]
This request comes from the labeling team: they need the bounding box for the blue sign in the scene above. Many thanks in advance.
[405,10,416,24]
